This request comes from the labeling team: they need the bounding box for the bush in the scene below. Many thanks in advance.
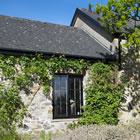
[0,128,20,140]
[79,63,123,125]
[54,119,140,140]
[0,85,25,139]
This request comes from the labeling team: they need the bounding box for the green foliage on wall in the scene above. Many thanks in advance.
[0,85,25,139]
[0,54,123,134]
[0,54,87,134]
[79,63,123,125]
[95,0,140,117]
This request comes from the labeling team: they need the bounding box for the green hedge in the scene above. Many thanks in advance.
[79,63,123,125]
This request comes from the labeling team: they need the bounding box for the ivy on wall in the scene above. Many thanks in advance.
[79,63,123,125]
[0,54,88,93]
[0,54,123,135]
[0,54,87,134]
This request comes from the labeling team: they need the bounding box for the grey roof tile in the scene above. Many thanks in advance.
[0,15,115,60]
[71,8,114,42]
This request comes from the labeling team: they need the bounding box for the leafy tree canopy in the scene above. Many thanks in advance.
[97,0,140,46]
[96,0,140,34]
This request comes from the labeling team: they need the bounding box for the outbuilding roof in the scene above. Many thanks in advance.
[0,15,115,60]
[73,8,140,35]
[71,8,113,42]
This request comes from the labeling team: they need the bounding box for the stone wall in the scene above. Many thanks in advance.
[17,72,89,135]
[18,85,72,135]
[118,48,140,124]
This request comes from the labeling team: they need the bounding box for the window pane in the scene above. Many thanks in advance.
[69,90,74,100]
[60,91,67,116]
[69,78,74,90]
[69,89,76,116]
[54,76,60,90]
[53,75,83,119]
[69,76,82,117]
[60,76,67,90]
[53,75,68,118]
[76,90,80,115]
[75,78,80,90]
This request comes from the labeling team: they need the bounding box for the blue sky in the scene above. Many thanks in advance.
[0,0,107,25]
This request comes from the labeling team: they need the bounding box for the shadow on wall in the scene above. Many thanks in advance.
[121,47,140,119]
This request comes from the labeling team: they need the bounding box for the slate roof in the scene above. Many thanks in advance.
[71,8,113,42]
[0,15,115,60]
[77,8,140,33]
[79,8,101,24]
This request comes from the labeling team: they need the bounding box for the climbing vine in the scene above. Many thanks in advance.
[0,54,88,134]
[0,54,124,135]
[0,54,87,94]
[78,63,123,125]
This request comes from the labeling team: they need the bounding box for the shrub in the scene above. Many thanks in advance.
[79,63,123,125]
[0,85,25,139]
[55,119,140,140]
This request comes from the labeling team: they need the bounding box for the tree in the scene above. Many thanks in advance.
[96,0,140,119]
[95,0,140,54]
[96,0,140,55]
[96,0,140,33]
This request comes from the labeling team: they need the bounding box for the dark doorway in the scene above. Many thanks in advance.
[53,74,83,119]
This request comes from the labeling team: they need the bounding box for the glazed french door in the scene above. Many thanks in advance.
[53,75,83,119]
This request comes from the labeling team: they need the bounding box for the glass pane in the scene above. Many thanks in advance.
[68,76,82,117]
[53,75,68,118]
[69,78,74,90]
[69,90,76,116]
[54,90,60,118]
[54,76,60,90]
[60,91,67,116]
[76,90,80,115]
[75,78,80,90]
[60,76,67,90]
[69,89,74,100]
[54,75,83,118]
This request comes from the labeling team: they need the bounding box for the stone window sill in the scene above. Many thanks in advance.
[52,118,78,122]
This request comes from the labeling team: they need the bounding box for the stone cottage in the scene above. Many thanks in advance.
[0,8,139,133]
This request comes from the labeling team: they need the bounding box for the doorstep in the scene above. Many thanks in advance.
[51,118,78,122]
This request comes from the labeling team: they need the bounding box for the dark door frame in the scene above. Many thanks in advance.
[52,73,83,119]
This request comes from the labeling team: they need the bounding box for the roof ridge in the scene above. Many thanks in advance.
[0,14,72,29]
[80,28,113,54]
[0,13,115,60]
